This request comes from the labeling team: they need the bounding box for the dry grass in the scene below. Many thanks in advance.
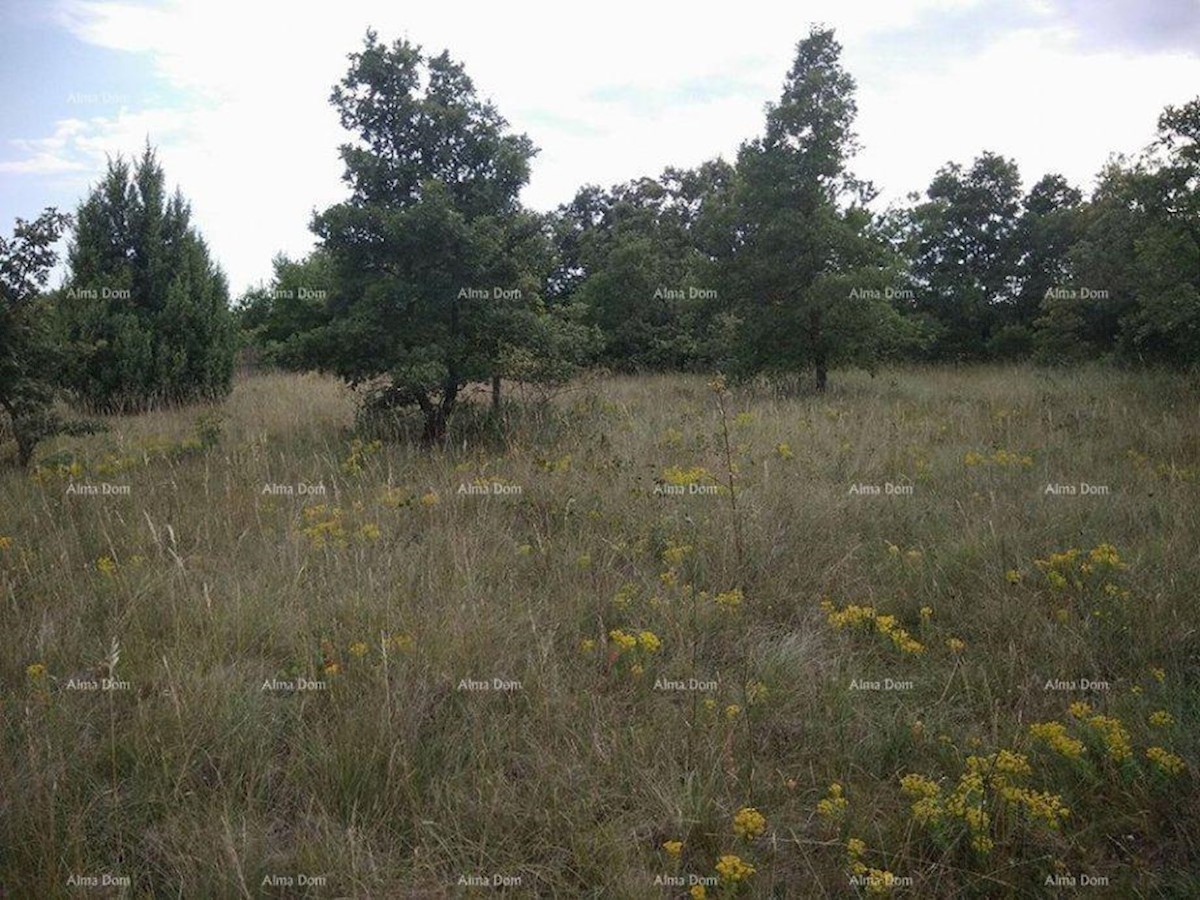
[1,365,1197,897]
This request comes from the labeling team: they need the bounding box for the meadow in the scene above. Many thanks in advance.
[2,365,1197,897]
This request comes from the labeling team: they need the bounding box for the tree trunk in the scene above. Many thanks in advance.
[0,398,34,468]
[814,362,828,393]
[421,407,447,444]
[491,374,501,413]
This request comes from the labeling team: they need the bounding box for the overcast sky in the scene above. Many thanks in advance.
[2,0,1198,294]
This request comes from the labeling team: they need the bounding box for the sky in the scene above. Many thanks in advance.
[2,0,1198,295]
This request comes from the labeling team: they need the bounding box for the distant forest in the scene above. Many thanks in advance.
[3,26,1198,456]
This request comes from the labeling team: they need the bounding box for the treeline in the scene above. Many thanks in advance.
[2,26,1198,461]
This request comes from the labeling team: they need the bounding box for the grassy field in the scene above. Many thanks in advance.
[2,366,1198,897]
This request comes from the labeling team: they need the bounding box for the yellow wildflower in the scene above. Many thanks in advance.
[661,542,691,567]
[863,869,902,895]
[899,773,942,824]
[1068,701,1091,718]
[1088,543,1123,568]
[608,629,637,652]
[26,662,47,679]
[1029,722,1085,759]
[715,854,755,884]
[637,630,661,652]
[689,886,706,900]
[1086,715,1132,762]
[662,465,714,487]
[0,536,12,551]
[775,442,794,460]
[1150,667,1166,684]
[946,638,966,653]
[714,588,743,611]
[919,606,933,621]
[662,840,682,858]
[419,491,439,507]
[724,704,741,720]
[1145,746,1186,775]
[349,642,368,658]
[816,783,847,820]
[1149,710,1174,728]
[732,806,766,839]
[96,556,117,577]
[629,663,645,678]
[580,638,596,654]
[1005,569,1022,584]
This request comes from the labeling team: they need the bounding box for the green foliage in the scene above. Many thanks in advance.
[0,209,72,466]
[308,32,596,442]
[551,162,734,371]
[1036,98,1200,366]
[237,250,335,370]
[57,147,235,412]
[722,27,913,389]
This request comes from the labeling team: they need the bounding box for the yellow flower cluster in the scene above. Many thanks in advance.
[1035,543,1129,595]
[662,839,683,857]
[846,838,900,895]
[608,629,662,656]
[775,442,794,460]
[96,556,118,577]
[1084,714,1132,762]
[964,449,1033,467]
[349,642,368,658]
[732,806,766,839]
[714,588,743,611]
[612,583,638,609]
[0,536,12,551]
[820,599,924,655]
[1148,710,1174,728]
[816,783,848,820]
[662,465,714,486]
[1145,746,1186,775]
[660,541,692,567]
[301,505,347,549]
[901,751,1068,855]
[715,854,755,883]
[26,662,47,679]
[1029,721,1085,759]
[898,774,941,824]
[608,629,637,652]
[341,438,382,476]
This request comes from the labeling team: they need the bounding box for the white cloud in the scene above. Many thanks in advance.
[2,0,1194,291]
